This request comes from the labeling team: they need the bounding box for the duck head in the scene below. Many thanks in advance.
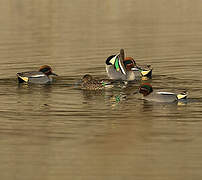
[139,83,153,96]
[123,57,136,71]
[82,74,93,83]
[39,65,58,76]
[106,49,136,71]
[120,49,136,70]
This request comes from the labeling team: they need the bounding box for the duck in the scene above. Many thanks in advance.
[105,49,152,81]
[17,65,58,84]
[81,74,114,90]
[139,83,188,103]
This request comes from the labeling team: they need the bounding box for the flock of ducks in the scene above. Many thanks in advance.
[16,49,188,103]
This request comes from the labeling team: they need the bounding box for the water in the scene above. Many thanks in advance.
[0,0,202,179]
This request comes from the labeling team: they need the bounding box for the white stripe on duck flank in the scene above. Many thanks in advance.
[30,74,46,78]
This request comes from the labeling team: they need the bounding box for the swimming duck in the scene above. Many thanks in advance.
[139,83,188,103]
[81,74,114,90]
[105,49,152,81]
[17,65,58,84]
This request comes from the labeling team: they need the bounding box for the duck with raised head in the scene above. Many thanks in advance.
[105,49,152,81]
[17,65,58,84]
[81,74,114,90]
[139,83,188,103]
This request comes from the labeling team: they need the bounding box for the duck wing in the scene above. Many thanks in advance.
[17,71,45,78]
[17,71,49,84]
[146,92,178,102]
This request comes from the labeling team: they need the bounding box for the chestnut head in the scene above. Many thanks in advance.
[139,83,153,96]
[39,65,57,76]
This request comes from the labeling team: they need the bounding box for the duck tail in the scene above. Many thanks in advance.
[16,73,28,83]
[142,69,152,77]
[177,91,188,100]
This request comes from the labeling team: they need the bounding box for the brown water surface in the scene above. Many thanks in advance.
[0,0,202,180]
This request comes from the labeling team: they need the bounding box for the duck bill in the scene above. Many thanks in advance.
[119,49,127,75]
[51,72,58,76]
[113,49,127,75]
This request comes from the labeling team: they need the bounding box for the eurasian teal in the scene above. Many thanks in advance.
[139,83,188,103]
[105,49,152,81]
[81,74,114,90]
[17,65,58,84]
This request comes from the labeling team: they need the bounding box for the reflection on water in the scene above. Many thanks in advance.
[0,0,202,180]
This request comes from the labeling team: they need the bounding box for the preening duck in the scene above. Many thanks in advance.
[105,49,152,81]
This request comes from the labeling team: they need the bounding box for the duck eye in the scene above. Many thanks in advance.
[124,60,134,66]
[124,60,135,70]
[40,67,51,73]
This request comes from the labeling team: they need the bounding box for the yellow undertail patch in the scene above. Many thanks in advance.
[141,69,151,76]
[177,93,188,100]
[20,76,29,82]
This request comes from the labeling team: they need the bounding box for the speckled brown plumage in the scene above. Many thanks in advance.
[81,74,113,90]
